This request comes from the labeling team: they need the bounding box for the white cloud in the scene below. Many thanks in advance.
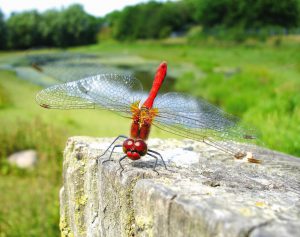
[0,0,156,17]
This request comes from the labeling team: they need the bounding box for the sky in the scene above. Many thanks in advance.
[0,0,160,17]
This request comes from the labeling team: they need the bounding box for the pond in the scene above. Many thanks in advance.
[11,53,177,92]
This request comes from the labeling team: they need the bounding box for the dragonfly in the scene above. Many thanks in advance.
[36,61,260,173]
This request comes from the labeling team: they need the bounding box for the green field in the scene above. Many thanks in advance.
[0,39,299,236]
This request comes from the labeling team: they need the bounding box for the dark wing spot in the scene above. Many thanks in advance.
[41,104,50,109]
[243,134,256,139]
[248,157,261,164]
[234,152,246,159]
[78,83,89,94]
[31,63,43,72]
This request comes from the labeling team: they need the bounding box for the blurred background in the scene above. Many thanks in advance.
[0,0,299,236]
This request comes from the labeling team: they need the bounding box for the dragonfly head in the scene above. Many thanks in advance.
[123,138,148,160]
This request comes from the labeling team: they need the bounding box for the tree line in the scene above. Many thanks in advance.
[1,0,300,49]
[108,0,300,41]
[0,4,99,49]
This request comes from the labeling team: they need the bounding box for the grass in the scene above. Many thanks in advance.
[0,83,10,108]
[0,71,66,236]
[0,38,299,236]
[0,118,63,236]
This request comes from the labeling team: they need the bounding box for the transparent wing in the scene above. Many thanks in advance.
[153,92,259,153]
[36,74,143,116]
[28,53,130,83]
[33,61,110,83]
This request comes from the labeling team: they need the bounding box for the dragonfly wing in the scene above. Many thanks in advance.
[29,53,109,82]
[153,92,257,142]
[36,74,143,116]
[36,80,95,109]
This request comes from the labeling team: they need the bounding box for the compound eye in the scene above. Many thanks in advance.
[123,139,134,152]
[134,139,147,156]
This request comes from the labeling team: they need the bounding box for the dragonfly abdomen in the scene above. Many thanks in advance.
[143,61,167,109]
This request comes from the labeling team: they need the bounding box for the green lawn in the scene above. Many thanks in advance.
[0,39,299,236]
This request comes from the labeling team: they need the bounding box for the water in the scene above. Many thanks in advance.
[12,53,177,91]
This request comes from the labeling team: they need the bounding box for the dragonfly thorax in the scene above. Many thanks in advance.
[123,138,148,160]
[130,102,158,140]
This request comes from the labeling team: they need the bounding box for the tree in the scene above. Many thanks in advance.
[4,4,99,49]
[39,9,60,46]
[249,0,299,28]
[194,0,300,30]
[113,5,138,40]
[53,4,99,47]
[0,9,6,49]
[6,11,42,49]
[113,1,195,40]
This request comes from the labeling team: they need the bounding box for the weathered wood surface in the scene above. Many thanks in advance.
[60,136,300,237]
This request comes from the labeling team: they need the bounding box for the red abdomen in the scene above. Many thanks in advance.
[143,61,167,109]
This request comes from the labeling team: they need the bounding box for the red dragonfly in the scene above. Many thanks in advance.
[36,61,260,173]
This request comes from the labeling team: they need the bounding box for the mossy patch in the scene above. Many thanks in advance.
[60,218,74,237]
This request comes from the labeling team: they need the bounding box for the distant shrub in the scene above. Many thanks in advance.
[186,25,203,42]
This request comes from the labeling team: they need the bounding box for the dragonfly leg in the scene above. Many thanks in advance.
[96,135,127,164]
[148,149,168,170]
[146,152,159,175]
[102,144,123,164]
[118,155,127,175]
